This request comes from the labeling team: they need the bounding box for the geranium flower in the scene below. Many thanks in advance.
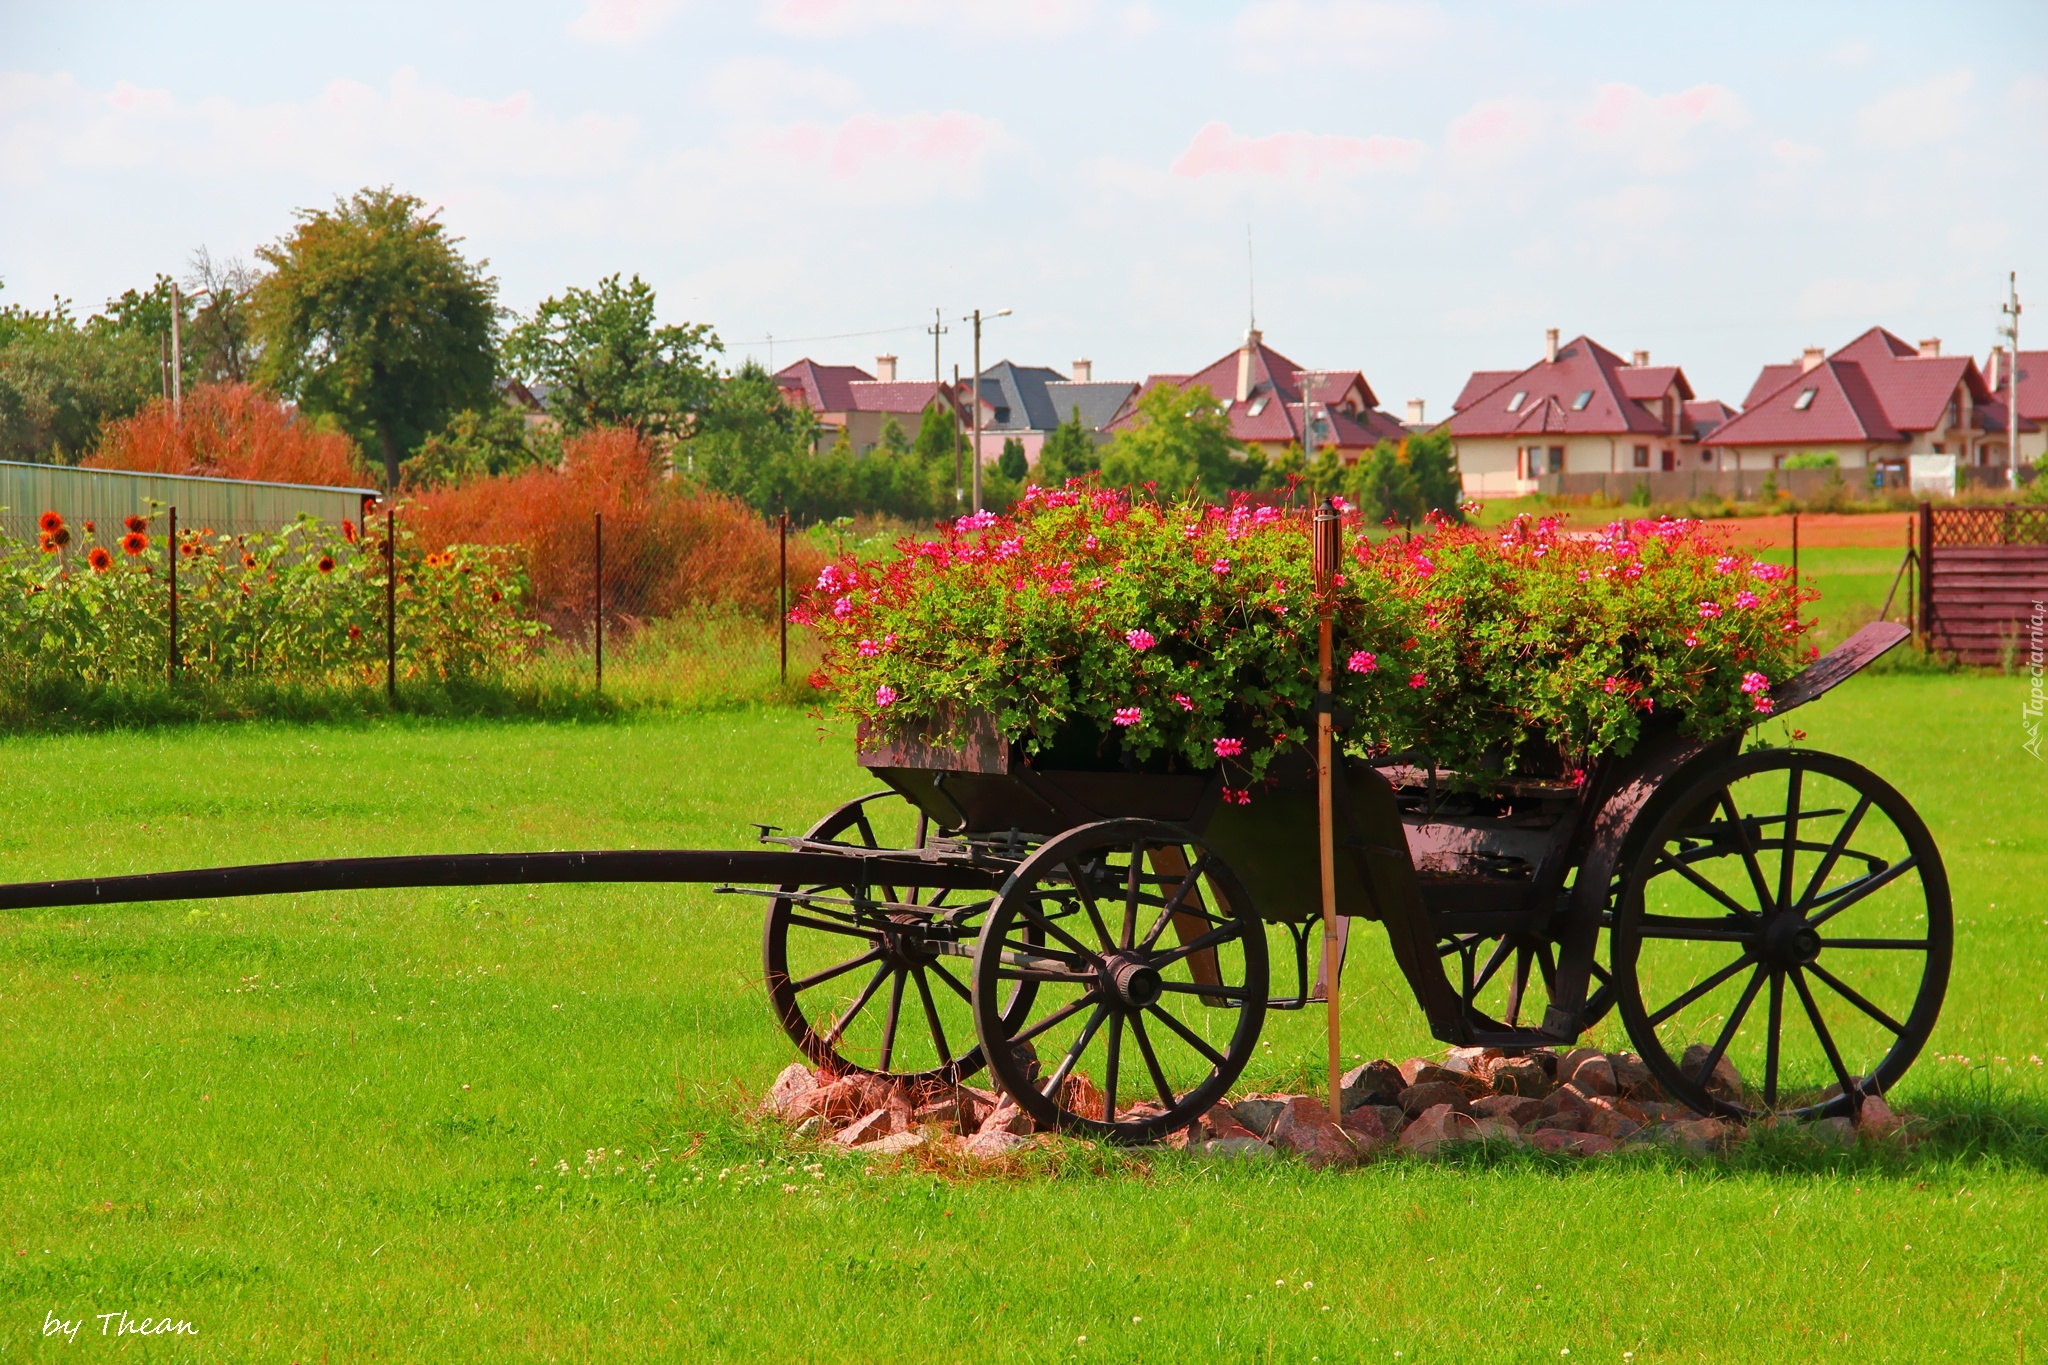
[1173,693,1194,711]
[1734,590,1760,609]
[1084,534,1099,550]
[86,546,112,572]
[1221,786,1252,806]
[1211,558,1229,575]
[1214,737,1244,758]
[832,596,854,619]
[1125,629,1156,651]
[1348,651,1377,673]
[955,511,999,532]
[121,532,147,555]
[1113,706,1142,726]
[1752,695,1774,714]
[857,639,881,657]
[1697,601,1722,619]
[1683,632,1699,647]
[875,685,898,707]
[1409,673,1426,689]
[1740,671,1770,695]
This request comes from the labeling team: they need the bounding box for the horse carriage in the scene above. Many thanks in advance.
[0,619,1945,1145]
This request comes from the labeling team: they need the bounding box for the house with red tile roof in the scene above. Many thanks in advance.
[1983,346,2048,467]
[1705,328,2034,479]
[774,355,975,455]
[1445,331,1716,496]
[1114,331,1409,462]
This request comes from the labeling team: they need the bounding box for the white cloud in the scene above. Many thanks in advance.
[1795,276,1920,324]
[1230,0,1446,70]
[568,0,687,43]
[1443,97,1546,167]
[1170,121,1425,179]
[1577,182,1677,230]
[758,0,1098,39]
[1856,69,1973,149]
[695,56,862,118]
[1573,82,1748,174]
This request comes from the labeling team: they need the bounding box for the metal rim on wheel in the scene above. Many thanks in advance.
[970,818,1268,1143]
[1612,749,1951,1119]
[763,792,1034,1085]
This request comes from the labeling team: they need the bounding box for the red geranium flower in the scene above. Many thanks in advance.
[86,546,112,571]
[121,532,147,555]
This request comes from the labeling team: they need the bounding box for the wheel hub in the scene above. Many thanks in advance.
[1759,912,1822,968]
[1103,953,1163,1009]
[879,915,938,969]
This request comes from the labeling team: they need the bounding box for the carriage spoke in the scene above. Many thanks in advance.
[1806,961,1905,1035]
[1634,914,1753,942]
[1535,942,1558,994]
[1791,966,1860,1105]
[1146,1003,1227,1070]
[1505,947,1533,1025]
[1796,794,1872,912]
[1471,936,1516,997]
[1122,845,1145,949]
[927,960,973,1004]
[824,963,891,1046]
[1139,854,1212,952]
[1102,1014,1122,1123]
[1041,1004,1109,1098]
[1823,937,1930,951]
[1804,856,1918,930]
[1066,860,1118,952]
[1720,791,1779,915]
[1019,897,1101,960]
[1153,918,1242,968]
[1692,965,1765,1091]
[912,966,952,1065]
[1763,969,1784,1109]
[1653,850,1760,921]
[1776,765,1803,914]
[1127,1012,1178,1112]
[791,947,883,994]
[1010,992,1101,1048]
[1647,952,1758,1029]
[875,970,907,1071]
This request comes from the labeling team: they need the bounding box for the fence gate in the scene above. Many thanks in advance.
[1919,502,2048,666]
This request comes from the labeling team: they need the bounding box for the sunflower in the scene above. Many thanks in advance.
[342,519,358,544]
[242,552,258,569]
[51,526,71,547]
[37,511,63,535]
[317,555,335,574]
[38,534,56,553]
[123,515,147,534]
[86,546,112,572]
[83,521,95,534]
[121,532,147,555]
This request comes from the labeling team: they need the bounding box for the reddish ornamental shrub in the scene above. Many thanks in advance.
[795,485,1814,786]
[89,383,367,488]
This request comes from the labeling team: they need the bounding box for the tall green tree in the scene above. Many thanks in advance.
[1032,405,1099,486]
[503,274,720,442]
[0,280,168,464]
[252,187,499,489]
[998,436,1028,483]
[1099,383,1244,499]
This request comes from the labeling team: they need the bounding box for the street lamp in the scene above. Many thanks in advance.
[962,307,1012,513]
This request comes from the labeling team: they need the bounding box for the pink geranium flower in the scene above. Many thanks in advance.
[1113,706,1142,726]
[1697,601,1723,619]
[1409,673,1426,689]
[875,685,897,707]
[857,639,881,658]
[1173,693,1195,711]
[1347,651,1377,674]
[1213,737,1244,758]
[1740,671,1770,695]
[1734,590,1760,609]
[1211,558,1230,575]
[1125,629,1157,651]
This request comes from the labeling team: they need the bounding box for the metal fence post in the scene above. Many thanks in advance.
[778,511,788,685]
[167,505,179,681]
[385,508,397,703]
[594,511,604,694]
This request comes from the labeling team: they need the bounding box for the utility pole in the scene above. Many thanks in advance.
[169,281,183,419]
[927,307,948,392]
[952,363,964,507]
[961,307,1011,513]
[2002,272,2022,489]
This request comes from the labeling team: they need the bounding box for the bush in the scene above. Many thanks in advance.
[88,383,369,487]
[795,485,1816,787]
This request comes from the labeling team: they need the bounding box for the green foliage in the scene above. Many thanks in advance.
[910,403,957,472]
[1032,405,1100,486]
[0,280,166,464]
[1345,430,1462,525]
[1784,451,1839,470]
[801,500,1814,781]
[404,404,549,490]
[253,187,500,490]
[997,436,1028,482]
[1098,383,1248,499]
[1349,441,1417,524]
[503,273,720,443]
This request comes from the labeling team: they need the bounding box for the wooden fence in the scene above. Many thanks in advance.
[1919,503,2048,666]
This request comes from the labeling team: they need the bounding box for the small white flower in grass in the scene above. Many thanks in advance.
[1132,1316,1142,1323]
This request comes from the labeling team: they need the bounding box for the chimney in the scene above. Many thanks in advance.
[1988,346,2006,389]
[1236,328,1261,404]
[1801,346,1825,373]
[1544,328,1559,364]
[1406,398,1426,426]
[875,354,898,381]
[1631,349,1650,368]
[1917,338,1941,358]
[1071,359,1092,383]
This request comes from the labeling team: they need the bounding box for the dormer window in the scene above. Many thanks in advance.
[1505,391,1527,412]
[1248,395,1269,417]
[1572,391,1593,411]
[1792,388,1817,411]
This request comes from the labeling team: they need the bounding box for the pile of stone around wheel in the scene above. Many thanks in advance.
[761,1044,1910,1165]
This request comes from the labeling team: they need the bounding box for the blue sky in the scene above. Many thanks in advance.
[3,1,2043,412]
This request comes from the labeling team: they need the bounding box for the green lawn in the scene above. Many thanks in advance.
[0,677,2041,1360]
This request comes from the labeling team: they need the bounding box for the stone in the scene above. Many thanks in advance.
[1338,1105,1390,1146]
[1230,1097,1288,1138]
[1202,1103,1259,1141]
[866,1129,926,1156]
[1473,1094,1546,1126]
[1679,1045,1744,1103]
[1272,1108,1363,1168]
[794,1079,873,1123]
[1588,1094,1648,1123]
[765,1063,821,1117]
[1667,1116,1732,1153]
[1560,1047,1604,1083]
[1060,1073,1105,1122]
[1530,1129,1618,1156]
[1530,1112,1585,1134]
[1607,1053,1658,1099]
[1397,1102,1480,1154]
[834,1109,900,1147]
[981,1100,1036,1136]
[1398,1081,1474,1117]
[1637,1101,1691,1124]
[1581,1105,1641,1142]
[1397,1057,1434,1087]
[1811,1115,1857,1147]
[1199,1137,1278,1159]
[1856,1095,1906,1143]
[960,1128,1031,1159]
[1409,1063,1491,1099]
[792,1115,827,1141]
[1537,1086,1594,1121]
[1341,1060,1407,1112]
[1489,1057,1552,1098]
[1568,1056,1618,1097]
[1471,1116,1523,1143]
[1442,1046,1502,1077]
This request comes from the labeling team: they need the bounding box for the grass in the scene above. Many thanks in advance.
[0,677,2041,1360]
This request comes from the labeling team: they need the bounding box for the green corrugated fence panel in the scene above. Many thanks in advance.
[0,461,378,542]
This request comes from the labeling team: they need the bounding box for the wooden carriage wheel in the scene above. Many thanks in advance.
[1612,750,1951,1118]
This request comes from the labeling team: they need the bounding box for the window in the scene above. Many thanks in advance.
[1506,390,1527,412]
[1548,445,1565,470]
[1572,391,1593,411]
[993,407,1011,424]
[1632,445,1650,468]
[1793,387,1817,411]
[1247,396,1268,417]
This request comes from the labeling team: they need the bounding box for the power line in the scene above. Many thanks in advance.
[726,321,930,349]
